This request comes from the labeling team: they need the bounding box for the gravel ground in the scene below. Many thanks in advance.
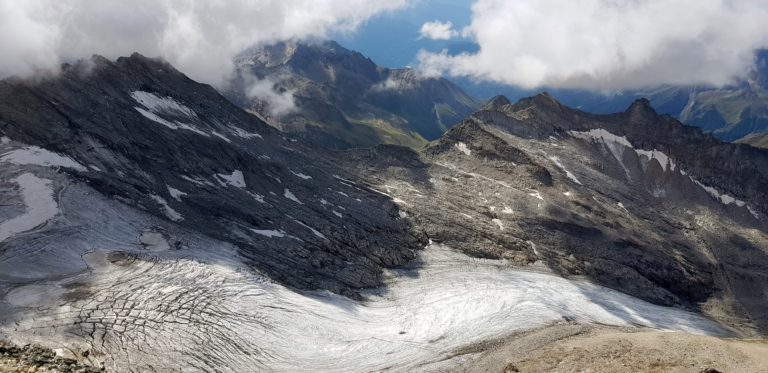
[0,341,103,373]
[449,325,768,373]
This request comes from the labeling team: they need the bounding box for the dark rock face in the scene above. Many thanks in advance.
[0,54,423,297]
[225,41,480,149]
[340,93,768,334]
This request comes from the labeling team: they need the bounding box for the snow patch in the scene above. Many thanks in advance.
[247,192,265,203]
[549,156,582,185]
[501,205,514,214]
[636,149,676,172]
[455,142,471,155]
[167,185,187,201]
[294,220,328,241]
[334,211,344,218]
[691,178,748,208]
[250,229,286,238]
[130,91,197,118]
[150,194,183,222]
[284,189,302,204]
[230,126,263,139]
[0,174,59,243]
[217,170,246,188]
[1,146,86,171]
[291,171,313,180]
[492,218,504,231]
[211,131,232,143]
[528,190,544,201]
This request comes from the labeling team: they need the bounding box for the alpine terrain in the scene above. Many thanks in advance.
[0,54,767,372]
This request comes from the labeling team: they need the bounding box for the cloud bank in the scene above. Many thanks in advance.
[0,0,408,86]
[419,20,459,40]
[418,0,768,90]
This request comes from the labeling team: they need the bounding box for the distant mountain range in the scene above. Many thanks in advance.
[457,50,768,148]
[225,42,768,150]
[225,41,479,149]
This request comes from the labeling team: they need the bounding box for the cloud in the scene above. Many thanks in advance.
[418,0,768,90]
[0,0,408,86]
[419,20,459,40]
[243,74,296,117]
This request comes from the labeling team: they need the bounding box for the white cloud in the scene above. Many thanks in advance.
[419,20,458,40]
[0,0,408,86]
[418,0,768,90]
[243,74,296,117]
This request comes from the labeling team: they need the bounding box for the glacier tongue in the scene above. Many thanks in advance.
[3,241,725,372]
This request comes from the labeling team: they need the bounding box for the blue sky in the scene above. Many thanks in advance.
[332,0,477,68]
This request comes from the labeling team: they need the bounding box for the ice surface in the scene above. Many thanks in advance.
[0,173,59,243]
[2,243,725,372]
[1,146,86,171]
[139,231,171,252]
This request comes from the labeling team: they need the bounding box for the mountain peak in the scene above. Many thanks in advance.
[627,98,655,112]
[511,92,565,113]
[483,95,512,111]
[625,98,659,122]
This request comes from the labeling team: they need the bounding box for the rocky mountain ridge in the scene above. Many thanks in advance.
[341,92,768,334]
[225,41,480,149]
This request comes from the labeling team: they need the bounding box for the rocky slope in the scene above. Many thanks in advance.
[225,41,480,149]
[450,324,768,373]
[340,93,768,335]
[738,131,768,149]
[0,53,423,298]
